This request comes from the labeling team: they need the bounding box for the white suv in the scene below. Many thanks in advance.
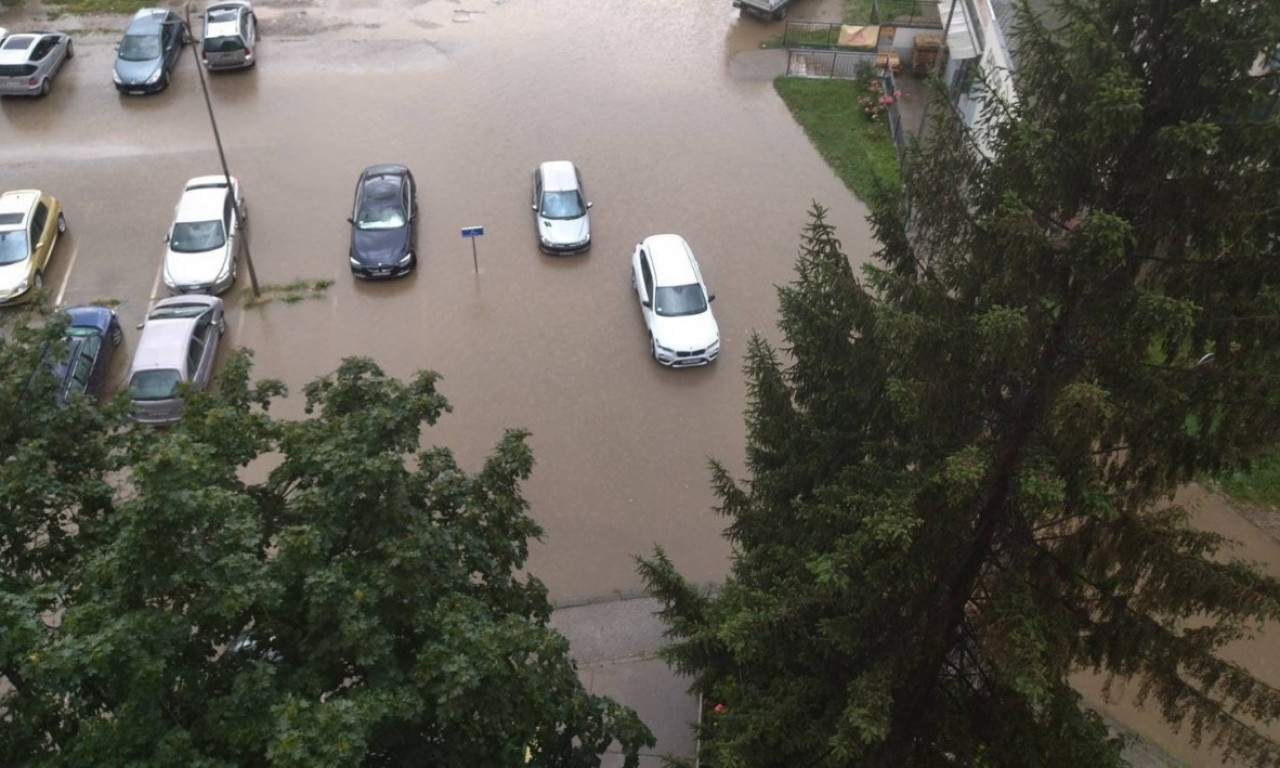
[630,234,720,367]
[532,161,591,254]
[163,175,245,295]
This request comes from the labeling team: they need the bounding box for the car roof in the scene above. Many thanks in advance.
[66,306,115,333]
[0,33,37,51]
[133,297,218,371]
[0,190,38,229]
[361,164,409,180]
[538,161,580,192]
[126,8,173,35]
[175,179,230,222]
[644,234,699,286]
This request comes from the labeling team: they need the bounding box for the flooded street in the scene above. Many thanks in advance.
[1,0,878,601]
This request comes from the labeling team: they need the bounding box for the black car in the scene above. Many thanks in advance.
[112,8,187,95]
[49,306,123,403]
[348,164,418,279]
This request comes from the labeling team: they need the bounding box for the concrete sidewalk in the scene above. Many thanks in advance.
[552,596,698,767]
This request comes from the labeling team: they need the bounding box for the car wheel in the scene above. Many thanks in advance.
[160,70,170,91]
[773,6,788,19]
[39,79,50,97]
[66,40,75,59]
[57,212,67,234]
[111,324,123,346]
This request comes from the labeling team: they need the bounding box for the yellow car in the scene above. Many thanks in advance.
[0,189,65,305]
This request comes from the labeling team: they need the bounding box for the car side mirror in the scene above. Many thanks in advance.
[531,204,538,212]
[136,322,145,330]
[641,299,652,308]
[346,217,354,224]
[586,201,593,209]
[163,234,169,243]
[708,293,716,302]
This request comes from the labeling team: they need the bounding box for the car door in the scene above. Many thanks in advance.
[29,202,50,272]
[72,335,102,397]
[401,175,416,247]
[197,305,224,387]
[532,170,542,216]
[222,192,237,271]
[633,247,655,331]
[242,11,256,51]
[163,18,180,69]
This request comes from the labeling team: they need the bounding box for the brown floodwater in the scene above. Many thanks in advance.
[0,0,879,601]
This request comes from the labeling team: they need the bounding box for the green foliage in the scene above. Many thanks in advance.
[774,78,902,203]
[0,316,653,766]
[43,0,155,15]
[643,0,1280,765]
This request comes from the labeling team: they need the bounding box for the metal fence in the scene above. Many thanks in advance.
[880,65,907,165]
[785,49,881,79]
[782,21,849,50]
[871,0,943,27]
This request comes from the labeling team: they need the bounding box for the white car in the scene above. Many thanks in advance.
[630,234,720,367]
[163,176,245,295]
[532,161,591,254]
[0,31,74,97]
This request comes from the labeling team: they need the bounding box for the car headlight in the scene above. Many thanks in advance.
[112,70,123,84]
[398,252,413,265]
[349,257,362,267]
[656,343,675,355]
[14,277,29,293]
[145,68,163,84]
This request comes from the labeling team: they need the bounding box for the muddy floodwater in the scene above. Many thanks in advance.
[0,0,878,601]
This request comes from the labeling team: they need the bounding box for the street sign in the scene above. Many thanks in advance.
[461,225,484,272]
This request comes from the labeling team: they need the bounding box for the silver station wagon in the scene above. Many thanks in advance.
[201,1,258,70]
[127,295,225,425]
[0,31,73,97]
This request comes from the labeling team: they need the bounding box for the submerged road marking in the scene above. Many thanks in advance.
[54,241,79,307]
[148,261,164,305]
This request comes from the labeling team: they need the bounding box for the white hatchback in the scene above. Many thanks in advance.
[630,234,720,367]
[532,161,591,254]
[163,175,245,295]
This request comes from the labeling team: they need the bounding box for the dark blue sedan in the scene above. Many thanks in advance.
[348,165,418,279]
[51,306,123,403]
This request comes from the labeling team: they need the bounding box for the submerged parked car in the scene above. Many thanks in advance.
[113,8,187,94]
[733,0,792,20]
[201,0,257,70]
[47,306,123,403]
[0,189,65,306]
[163,175,245,295]
[0,31,73,97]
[630,234,720,367]
[531,161,591,254]
[126,295,224,425]
[348,164,418,279]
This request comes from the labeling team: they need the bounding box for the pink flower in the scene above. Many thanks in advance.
[713,703,727,714]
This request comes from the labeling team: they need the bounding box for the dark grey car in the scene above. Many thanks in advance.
[113,8,187,94]
[348,165,418,279]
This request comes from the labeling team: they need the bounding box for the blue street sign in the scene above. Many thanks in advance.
[461,225,485,238]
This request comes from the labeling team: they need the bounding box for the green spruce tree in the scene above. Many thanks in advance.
[641,0,1280,765]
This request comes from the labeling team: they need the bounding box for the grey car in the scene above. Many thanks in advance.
[113,8,187,94]
[201,0,258,70]
[126,295,224,425]
[0,31,73,97]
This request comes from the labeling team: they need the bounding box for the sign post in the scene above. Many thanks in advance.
[461,225,484,273]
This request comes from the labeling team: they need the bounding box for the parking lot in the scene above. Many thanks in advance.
[0,0,877,601]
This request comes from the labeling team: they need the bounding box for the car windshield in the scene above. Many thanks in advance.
[654,284,708,317]
[118,33,161,61]
[0,230,29,266]
[169,220,226,253]
[66,325,100,337]
[356,184,405,230]
[129,369,182,401]
[539,190,585,220]
[203,36,244,54]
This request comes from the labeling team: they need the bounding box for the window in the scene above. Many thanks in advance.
[186,333,205,378]
[130,369,182,401]
[31,203,49,240]
[640,253,654,298]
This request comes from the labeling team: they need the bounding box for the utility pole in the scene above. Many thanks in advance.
[185,6,260,297]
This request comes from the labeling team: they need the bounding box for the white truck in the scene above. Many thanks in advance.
[733,0,792,21]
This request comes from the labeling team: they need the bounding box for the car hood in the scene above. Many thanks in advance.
[164,247,228,287]
[539,215,589,247]
[115,56,162,84]
[652,309,719,351]
[0,260,31,292]
[351,225,411,265]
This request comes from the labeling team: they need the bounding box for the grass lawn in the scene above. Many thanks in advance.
[774,77,901,203]
[44,0,157,15]
[1218,449,1280,511]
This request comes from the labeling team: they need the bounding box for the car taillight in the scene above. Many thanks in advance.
[243,47,250,56]
[27,77,37,86]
